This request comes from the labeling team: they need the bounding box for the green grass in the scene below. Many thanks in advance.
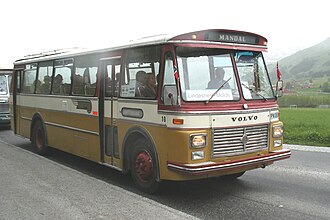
[278,93,330,108]
[280,108,330,147]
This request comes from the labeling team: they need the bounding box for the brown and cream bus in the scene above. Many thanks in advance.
[10,29,290,193]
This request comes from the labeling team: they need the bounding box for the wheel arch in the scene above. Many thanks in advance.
[122,126,160,182]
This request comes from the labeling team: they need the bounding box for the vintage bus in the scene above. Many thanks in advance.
[0,69,12,126]
[10,29,290,193]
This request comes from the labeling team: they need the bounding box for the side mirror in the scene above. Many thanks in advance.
[276,80,283,97]
[163,85,178,106]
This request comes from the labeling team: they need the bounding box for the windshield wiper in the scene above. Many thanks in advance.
[206,77,231,104]
[241,83,268,101]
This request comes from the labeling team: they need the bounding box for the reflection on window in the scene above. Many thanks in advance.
[176,47,239,102]
[235,51,274,100]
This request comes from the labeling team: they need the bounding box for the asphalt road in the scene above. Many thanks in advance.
[0,128,329,220]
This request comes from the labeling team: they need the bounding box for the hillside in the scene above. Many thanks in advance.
[268,37,330,82]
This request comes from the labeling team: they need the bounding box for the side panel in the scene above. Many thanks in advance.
[16,94,100,162]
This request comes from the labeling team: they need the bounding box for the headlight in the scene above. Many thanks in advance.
[273,140,282,147]
[272,125,283,138]
[190,134,207,148]
[191,150,204,160]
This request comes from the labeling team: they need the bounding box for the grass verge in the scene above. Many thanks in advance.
[280,108,330,147]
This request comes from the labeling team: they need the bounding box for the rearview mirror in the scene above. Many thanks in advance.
[276,80,283,97]
[163,85,178,106]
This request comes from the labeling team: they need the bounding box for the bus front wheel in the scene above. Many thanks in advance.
[131,139,160,193]
[32,120,48,155]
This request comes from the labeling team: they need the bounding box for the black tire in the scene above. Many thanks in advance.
[32,120,48,155]
[130,138,160,193]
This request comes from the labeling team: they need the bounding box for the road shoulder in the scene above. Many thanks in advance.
[284,144,330,153]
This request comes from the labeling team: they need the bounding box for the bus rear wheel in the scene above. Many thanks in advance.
[32,120,48,155]
[131,139,159,193]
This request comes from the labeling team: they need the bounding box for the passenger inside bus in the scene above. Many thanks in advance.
[40,75,51,94]
[207,67,230,89]
[73,74,84,94]
[53,74,63,94]
[135,70,147,97]
[145,72,156,97]
[33,79,42,93]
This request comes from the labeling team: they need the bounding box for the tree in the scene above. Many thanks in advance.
[321,82,330,93]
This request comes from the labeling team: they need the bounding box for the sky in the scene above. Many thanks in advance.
[1,0,330,68]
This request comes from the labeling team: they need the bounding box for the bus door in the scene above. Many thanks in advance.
[99,57,121,165]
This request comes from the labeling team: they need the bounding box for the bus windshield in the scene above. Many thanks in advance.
[176,47,274,102]
[235,51,274,100]
[177,47,240,102]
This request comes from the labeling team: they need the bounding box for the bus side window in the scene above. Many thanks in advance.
[105,64,113,97]
[16,71,22,93]
[120,46,161,99]
[73,54,98,96]
[52,59,73,95]
[37,61,53,94]
[22,63,37,94]
[162,52,177,105]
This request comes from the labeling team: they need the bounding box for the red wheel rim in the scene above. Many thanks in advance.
[134,151,154,182]
[35,128,43,149]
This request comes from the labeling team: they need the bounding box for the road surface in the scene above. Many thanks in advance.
[0,128,329,220]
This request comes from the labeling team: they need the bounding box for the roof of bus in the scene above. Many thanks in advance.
[14,29,267,65]
[0,69,13,74]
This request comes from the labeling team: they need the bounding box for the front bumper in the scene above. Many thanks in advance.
[167,149,291,175]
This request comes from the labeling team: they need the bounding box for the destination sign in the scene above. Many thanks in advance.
[206,32,259,45]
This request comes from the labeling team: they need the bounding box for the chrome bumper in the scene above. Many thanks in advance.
[167,149,291,175]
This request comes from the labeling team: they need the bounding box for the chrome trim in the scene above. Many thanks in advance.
[45,121,99,136]
[167,149,291,174]
[17,105,97,118]
[117,98,157,104]
[116,118,166,128]
[158,107,278,116]
[21,116,32,121]
[99,56,121,61]
[17,93,98,100]
[20,112,98,135]
[212,124,269,157]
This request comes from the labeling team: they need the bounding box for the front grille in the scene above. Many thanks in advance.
[0,103,9,113]
[212,124,269,158]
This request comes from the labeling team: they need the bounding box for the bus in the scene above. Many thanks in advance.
[10,29,290,193]
[0,69,12,126]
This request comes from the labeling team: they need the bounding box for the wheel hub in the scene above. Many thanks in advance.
[135,151,153,182]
